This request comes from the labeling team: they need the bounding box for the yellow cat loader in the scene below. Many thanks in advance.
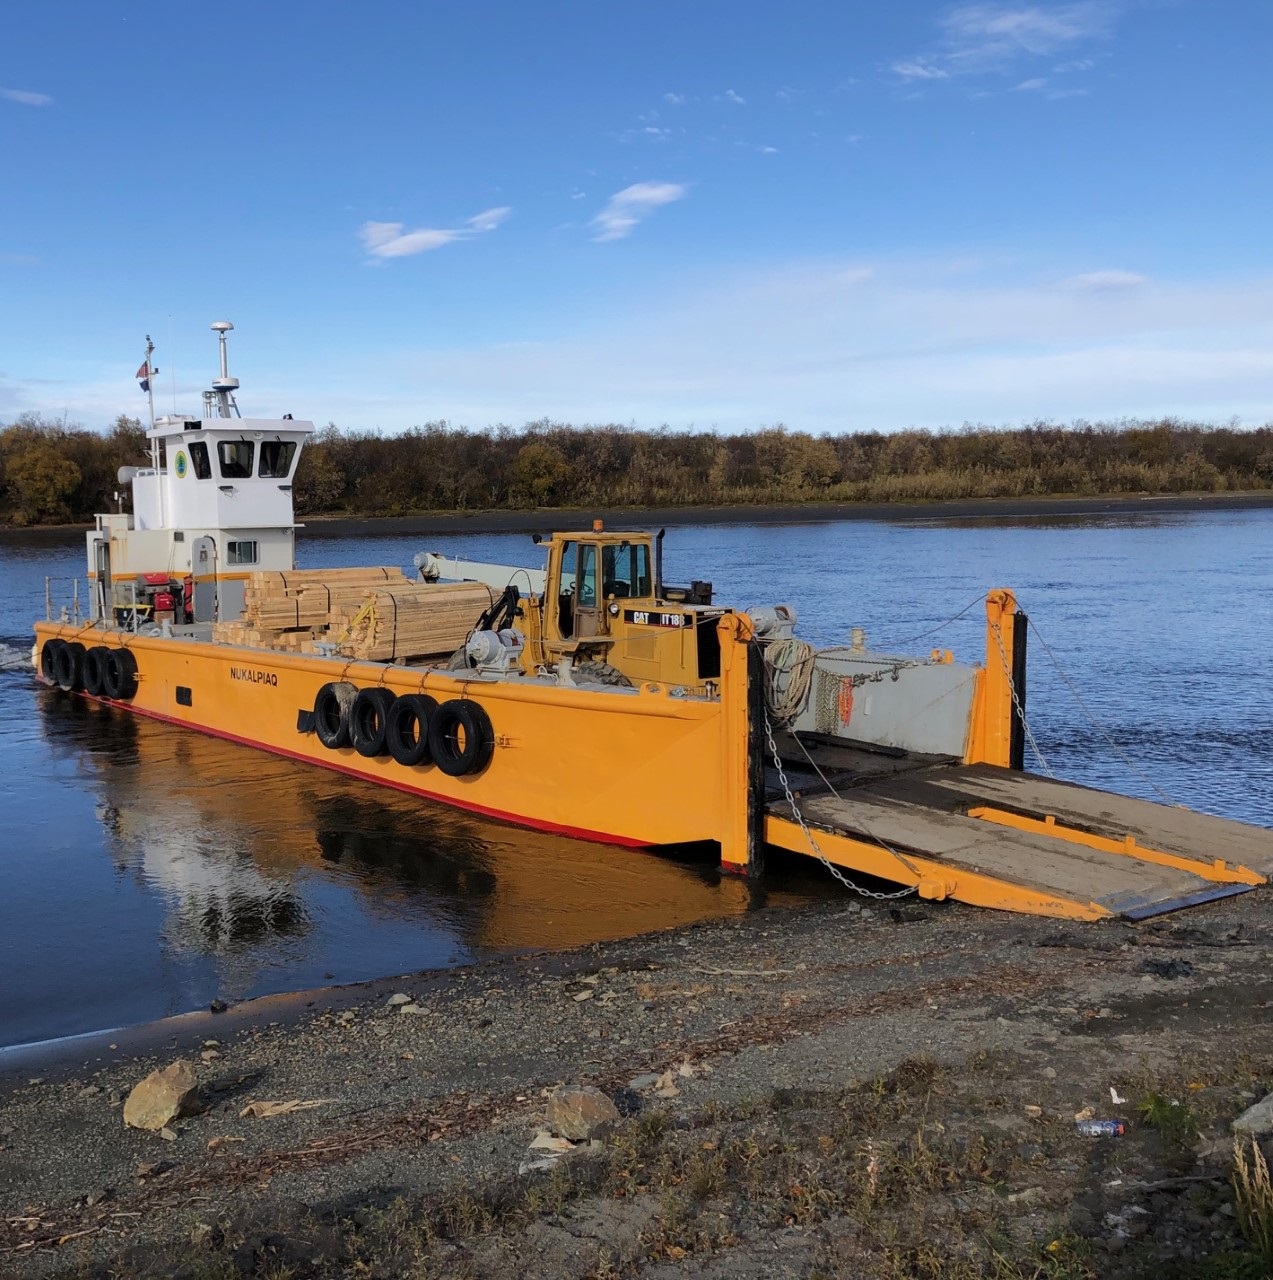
[420,521,730,690]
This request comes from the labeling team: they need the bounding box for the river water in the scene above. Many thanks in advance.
[1,510,1271,1052]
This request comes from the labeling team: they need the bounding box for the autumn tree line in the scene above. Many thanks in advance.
[2,411,1273,526]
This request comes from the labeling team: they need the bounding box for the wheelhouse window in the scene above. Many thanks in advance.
[226,540,259,565]
[258,439,297,478]
[189,440,212,480]
[217,439,254,478]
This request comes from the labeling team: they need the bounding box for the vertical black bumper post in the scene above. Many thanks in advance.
[1009,610,1028,772]
[745,640,767,880]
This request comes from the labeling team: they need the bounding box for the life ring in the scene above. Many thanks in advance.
[350,687,396,758]
[427,699,495,777]
[385,694,438,767]
[313,681,358,749]
[54,641,86,692]
[83,646,110,697]
[39,639,63,683]
[102,647,139,700]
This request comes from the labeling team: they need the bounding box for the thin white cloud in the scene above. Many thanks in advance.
[891,59,951,81]
[758,145,779,155]
[0,251,39,265]
[1013,77,1047,90]
[1,87,53,106]
[724,88,746,105]
[1068,269,1148,290]
[892,2,1115,83]
[591,182,686,242]
[359,205,510,261]
[663,92,686,105]
[466,206,511,232]
[943,3,1110,59]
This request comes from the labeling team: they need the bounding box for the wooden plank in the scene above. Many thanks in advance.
[925,766,1273,877]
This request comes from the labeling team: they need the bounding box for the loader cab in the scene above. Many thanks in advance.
[540,526,724,689]
[553,534,655,643]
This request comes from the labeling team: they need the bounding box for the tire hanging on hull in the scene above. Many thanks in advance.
[102,648,139,700]
[350,687,396,758]
[83,646,109,697]
[39,639,61,683]
[313,681,358,749]
[428,699,495,777]
[54,641,86,692]
[385,693,438,767]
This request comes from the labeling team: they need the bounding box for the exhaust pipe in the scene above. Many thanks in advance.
[655,528,665,602]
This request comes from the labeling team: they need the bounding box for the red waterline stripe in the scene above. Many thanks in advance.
[66,686,652,850]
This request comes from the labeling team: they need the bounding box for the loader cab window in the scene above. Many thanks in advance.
[578,544,598,608]
[217,439,254,479]
[603,542,651,599]
[557,542,577,636]
[188,441,212,480]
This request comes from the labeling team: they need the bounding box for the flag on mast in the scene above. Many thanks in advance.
[135,359,154,393]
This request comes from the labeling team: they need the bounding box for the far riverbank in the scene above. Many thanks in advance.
[4,490,1273,543]
[300,489,1273,538]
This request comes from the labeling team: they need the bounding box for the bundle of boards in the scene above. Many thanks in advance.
[211,566,496,662]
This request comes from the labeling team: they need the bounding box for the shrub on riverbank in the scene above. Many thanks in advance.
[2,413,1271,525]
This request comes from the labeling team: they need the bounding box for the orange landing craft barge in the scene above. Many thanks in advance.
[32,324,1273,920]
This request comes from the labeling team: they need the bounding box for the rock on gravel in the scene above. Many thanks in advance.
[1232,1091,1273,1135]
[122,1061,199,1132]
[545,1085,619,1141]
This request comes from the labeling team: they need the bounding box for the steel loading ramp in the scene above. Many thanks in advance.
[765,755,1273,920]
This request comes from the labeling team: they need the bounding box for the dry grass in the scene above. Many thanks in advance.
[1233,1136,1273,1264]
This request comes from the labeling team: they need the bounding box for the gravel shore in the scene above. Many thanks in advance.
[3,887,1271,1278]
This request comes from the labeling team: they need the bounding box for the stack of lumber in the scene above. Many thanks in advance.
[322,582,496,661]
[211,566,495,662]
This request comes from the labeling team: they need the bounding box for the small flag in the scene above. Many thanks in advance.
[136,359,156,393]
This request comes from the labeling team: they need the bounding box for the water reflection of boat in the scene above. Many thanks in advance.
[36,694,760,960]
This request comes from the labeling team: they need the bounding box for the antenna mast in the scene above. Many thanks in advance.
[144,335,158,471]
[210,321,241,418]
[144,335,156,430]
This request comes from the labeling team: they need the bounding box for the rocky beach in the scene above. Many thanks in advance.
[3,888,1271,1279]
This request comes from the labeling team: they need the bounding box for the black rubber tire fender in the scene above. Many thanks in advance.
[102,647,139,700]
[427,699,495,778]
[54,641,86,692]
[313,681,357,749]
[385,693,438,767]
[350,687,396,758]
[39,639,63,684]
[82,646,110,697]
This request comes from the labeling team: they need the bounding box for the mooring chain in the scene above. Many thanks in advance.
[989,617,1053,778]
[763,710,916,901]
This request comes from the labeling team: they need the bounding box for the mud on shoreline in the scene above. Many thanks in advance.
[3,890,1271,1279]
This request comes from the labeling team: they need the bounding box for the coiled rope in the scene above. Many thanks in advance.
[762,636,816,723]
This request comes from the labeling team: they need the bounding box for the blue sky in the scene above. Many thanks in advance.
[2,1,1271,435]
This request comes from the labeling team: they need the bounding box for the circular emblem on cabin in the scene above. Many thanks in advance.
[174,450,188,479]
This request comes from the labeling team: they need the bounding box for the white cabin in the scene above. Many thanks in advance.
[87,323,313,624]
